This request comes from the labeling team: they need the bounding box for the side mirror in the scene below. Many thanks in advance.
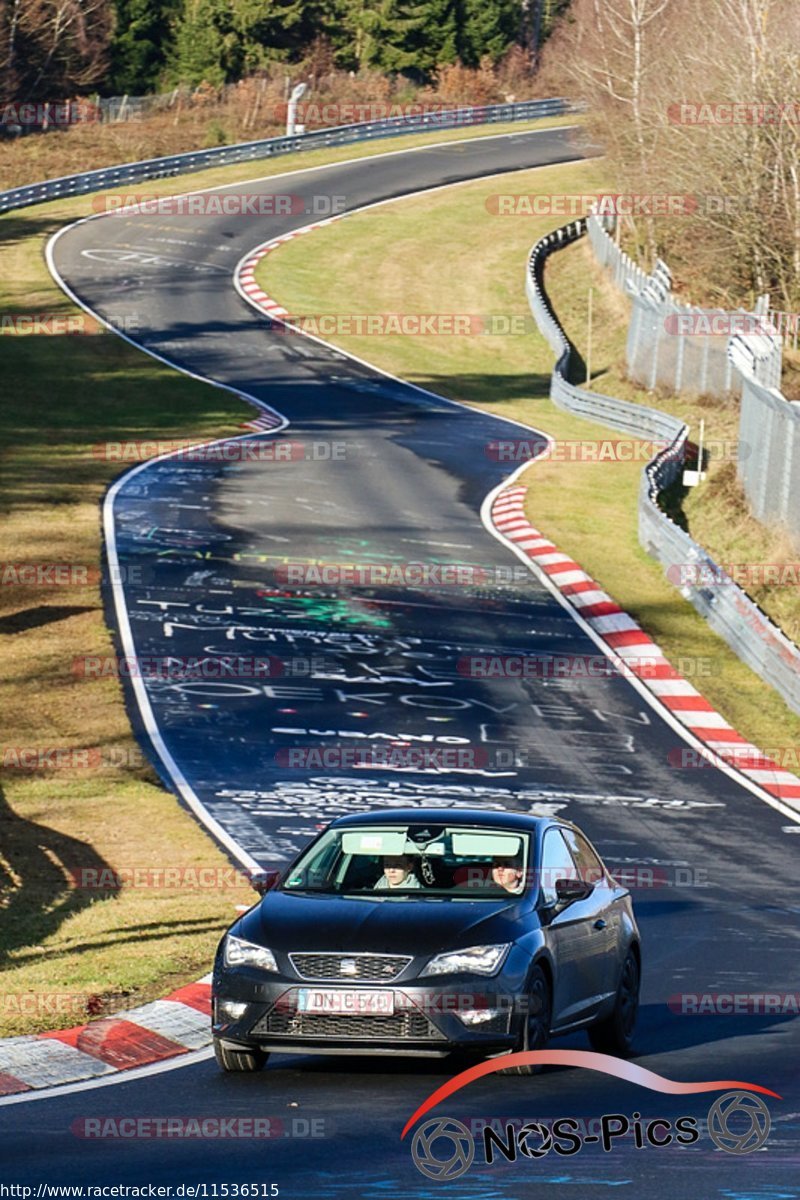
[250,868,281,896]
[555,876,593,903]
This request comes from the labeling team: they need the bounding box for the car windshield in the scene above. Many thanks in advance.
[280,824,531,899]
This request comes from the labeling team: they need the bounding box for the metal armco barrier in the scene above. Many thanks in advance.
[0,99,572,215]
[527,219,800,717]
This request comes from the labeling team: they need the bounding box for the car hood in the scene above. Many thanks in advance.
[234,890,532,957]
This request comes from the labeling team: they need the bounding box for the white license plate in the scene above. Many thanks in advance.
[297,988,395,1016]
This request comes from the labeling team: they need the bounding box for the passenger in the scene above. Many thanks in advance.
[374,855,421,890]
[491,855,525,894]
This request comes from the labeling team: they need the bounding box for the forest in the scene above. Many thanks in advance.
[0,0,570,100]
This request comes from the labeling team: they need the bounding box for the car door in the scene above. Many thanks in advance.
[538,828,612,1028]
[561,827,619,1006]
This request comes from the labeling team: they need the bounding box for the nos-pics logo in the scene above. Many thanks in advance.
[411,1092,772,1181]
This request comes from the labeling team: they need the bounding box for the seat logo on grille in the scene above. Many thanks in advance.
[340,959,359,976]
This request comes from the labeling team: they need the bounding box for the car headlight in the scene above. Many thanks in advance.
[223,934,278,972]
[419,944,510,978]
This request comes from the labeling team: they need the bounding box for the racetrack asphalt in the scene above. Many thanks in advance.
[4,126,795,1197]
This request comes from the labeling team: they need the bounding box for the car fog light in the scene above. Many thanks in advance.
[458,1007,504,1026]
[218,999,249,1021]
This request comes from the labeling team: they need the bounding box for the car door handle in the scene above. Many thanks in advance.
[593,919,607,930]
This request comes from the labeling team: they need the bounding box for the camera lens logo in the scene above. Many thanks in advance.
[411,1117,475,1180]
[707,1091,771,1154]
[518,1121,554,1158]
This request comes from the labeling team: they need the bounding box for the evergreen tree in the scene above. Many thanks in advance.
[168,0,228,86]
[412,0,460,72]
[167,0,308,86]
[460,0,520,65]
[109,0,182,93]
[325,0,430,72]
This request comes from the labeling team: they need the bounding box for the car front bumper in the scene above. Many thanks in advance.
[212,960,532,1057]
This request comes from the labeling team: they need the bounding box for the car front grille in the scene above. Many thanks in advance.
[250,1006,445,1042]
[288,952,412,982]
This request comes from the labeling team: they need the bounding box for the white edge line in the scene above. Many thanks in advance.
[45,227,286,874]
[11,126,589,1106]
[31,131,798,1103]
[40,135,584,875]
[232,186,800,829]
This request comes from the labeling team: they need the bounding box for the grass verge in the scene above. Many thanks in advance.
[256,157,800,756]
[0,117,578,1037]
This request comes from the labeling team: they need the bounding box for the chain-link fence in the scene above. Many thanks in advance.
[732,337,800,541]
[588,213,783,398]
[588,210,798,543]
[527,218,800,718]
[766,308,800,352]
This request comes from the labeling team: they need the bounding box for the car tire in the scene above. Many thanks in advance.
[498,963,552,1076]
[588,949,640,1057]
[213,1037,268,1073]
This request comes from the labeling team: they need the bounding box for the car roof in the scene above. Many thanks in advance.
[328,808,555,833]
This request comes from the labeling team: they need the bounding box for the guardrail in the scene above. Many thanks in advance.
[526,218,800,717]
[0,98,573,215]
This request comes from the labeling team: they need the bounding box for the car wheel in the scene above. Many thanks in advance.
[588,949,640,1057]
[213,1037,268,1073]
[499,963,552,1076]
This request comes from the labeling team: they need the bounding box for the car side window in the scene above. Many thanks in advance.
[562,829,605,887]
[539,829,578,906]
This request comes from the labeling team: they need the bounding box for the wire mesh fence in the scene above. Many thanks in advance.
[527,217,800,718]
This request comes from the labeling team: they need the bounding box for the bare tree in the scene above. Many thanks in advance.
[563,0,672,263]
[1,0,111,105]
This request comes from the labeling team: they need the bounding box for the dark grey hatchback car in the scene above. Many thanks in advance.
[212,809,641,1074]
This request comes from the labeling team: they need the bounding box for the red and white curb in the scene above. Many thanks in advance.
[236,217,343,324]
[0,977,212,1097]
[240,211,800,817]
[491,486,800,806]
[242,411,285,433]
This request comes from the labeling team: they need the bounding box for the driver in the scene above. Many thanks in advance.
[491,854,525,894]
[374,855,421,890]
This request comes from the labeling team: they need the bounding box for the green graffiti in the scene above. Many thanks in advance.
[258,593,391,628]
